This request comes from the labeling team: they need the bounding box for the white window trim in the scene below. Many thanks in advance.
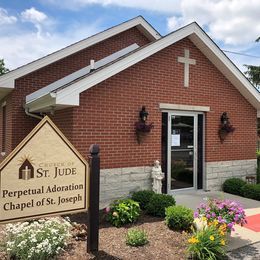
[159,103,210,112]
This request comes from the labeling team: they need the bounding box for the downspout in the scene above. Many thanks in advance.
[24,107,43,120]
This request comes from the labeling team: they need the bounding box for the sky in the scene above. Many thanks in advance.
[0,0,260,74]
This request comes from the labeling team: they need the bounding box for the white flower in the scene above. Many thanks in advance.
[193,217,208,231]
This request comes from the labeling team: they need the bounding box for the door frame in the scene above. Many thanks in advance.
[166,110,204,194]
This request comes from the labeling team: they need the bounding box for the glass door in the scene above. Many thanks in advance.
[168,113,197,192]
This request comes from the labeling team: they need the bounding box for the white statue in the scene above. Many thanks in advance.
[152,160,164,194]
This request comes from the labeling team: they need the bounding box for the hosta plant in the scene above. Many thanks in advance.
[106,199,140,227]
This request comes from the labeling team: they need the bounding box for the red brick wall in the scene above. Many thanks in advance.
[2,32,257,168]
[0,93,13,155]
[64,38,257,169]
[8,27,150,151]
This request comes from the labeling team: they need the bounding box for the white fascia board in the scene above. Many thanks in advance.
[27,93,80,112]
[57,22,260,109]
[31,22,260,111]
[0,78,14,90]
[55,25,195,104]
[26,93,56,112]
[191,26,260,109]
[26,43,139,103]
[0,16,161,89]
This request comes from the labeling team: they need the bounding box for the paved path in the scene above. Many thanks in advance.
[227,242,260,260]
[174,190,260,211]
[174,191,260,258]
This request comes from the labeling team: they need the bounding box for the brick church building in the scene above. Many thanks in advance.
[0,16,259,206]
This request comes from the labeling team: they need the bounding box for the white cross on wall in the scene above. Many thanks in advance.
[177,49,196,87]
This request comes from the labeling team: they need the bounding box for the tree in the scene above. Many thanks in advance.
[244,64,260,88]
[0,59,9,75]
[244,38,260,89]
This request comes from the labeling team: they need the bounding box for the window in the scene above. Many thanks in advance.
[2,102,6,154]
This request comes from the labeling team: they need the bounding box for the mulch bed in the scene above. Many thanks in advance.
[59,212,189,260]
[0,213,190,260]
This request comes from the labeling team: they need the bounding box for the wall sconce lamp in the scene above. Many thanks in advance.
[139,106,149,122]
[135,106,154,144]
[219,112,235,142]
[221,112,229,126]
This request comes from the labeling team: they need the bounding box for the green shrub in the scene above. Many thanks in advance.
[131,190,155,210]
[222,178,246,196]
[242,184,260,200]
[146,194,176,217]
[107,199,140,227]
[165,205,194,231]
[187,225,227,260]
[4,217,71,260]
[126,228,148,247]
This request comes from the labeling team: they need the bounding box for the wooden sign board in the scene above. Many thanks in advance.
[0,116,89,223]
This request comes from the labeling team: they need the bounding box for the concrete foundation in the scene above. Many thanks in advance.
[100,166,152,208]
[205,159,257,191]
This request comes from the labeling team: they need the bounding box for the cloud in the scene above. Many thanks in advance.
[20,7,52,37]
[0,22,100,69]
[0,8,17,25]
[167,0,260,46]
[21,7,48,24]
[43,0,181,13]
[44,0,260,48]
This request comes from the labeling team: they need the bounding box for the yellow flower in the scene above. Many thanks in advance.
[209,235,215,241]
[220,239,226,246]
[202,217,207,222]
[219,230,225,236]
[219,224,227,233]
[188,237,199,244]
[213,219,219,226]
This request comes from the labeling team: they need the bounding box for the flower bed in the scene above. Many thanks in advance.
[2,217,71,260]
[194,199,247,232]
[187,198,247,259]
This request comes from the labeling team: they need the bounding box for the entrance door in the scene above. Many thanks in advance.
[168,113,198,192]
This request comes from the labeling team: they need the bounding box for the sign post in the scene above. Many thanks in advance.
[87,144,100,253]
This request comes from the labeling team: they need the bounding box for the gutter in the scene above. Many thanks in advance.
[24,107,43,120]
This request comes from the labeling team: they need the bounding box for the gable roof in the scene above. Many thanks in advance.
[0,16,161,99]
[25,22,260,113]
[26,43,140,103]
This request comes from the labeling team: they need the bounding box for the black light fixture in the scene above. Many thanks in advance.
[139,106,148,122]
[219,112,235,142]
[220,112,229,126]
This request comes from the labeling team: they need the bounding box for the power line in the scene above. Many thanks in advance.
[222,49,260,59]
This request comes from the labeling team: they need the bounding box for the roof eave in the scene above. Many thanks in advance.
[26,22,260,112]
[189,25,260,109]
[0,16,160,89]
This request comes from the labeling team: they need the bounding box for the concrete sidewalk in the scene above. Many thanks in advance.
[174,191,260,255]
